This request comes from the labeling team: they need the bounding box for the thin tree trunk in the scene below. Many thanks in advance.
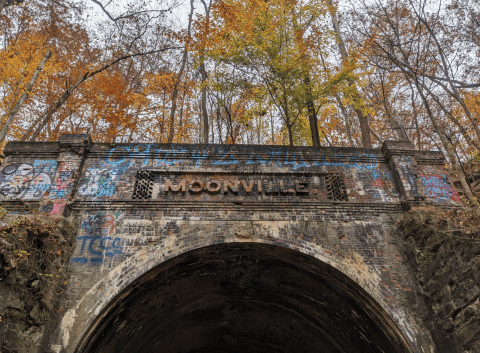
[282,92,294,146]
[0,50,52,144]
[379,74,410,141]
[327,0,372,148]
[200,63,209,143]
[335,94,354,146]
[128,108,141,143]
[415,78,475,202]
[304,74,321,147]
[224,107,235,143]
[167,50,188,143]
[0,0,9,13]
[199,0,212,144]
[29,84,77,141]
[167,0,194,143]
[216,107,223,144]
[287,123,294,146]
[419,80,480,153]
[411,6,480,142]
[408,81,422,150]
[270,114,275,145]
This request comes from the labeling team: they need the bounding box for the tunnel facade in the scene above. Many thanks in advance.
[0,135,462,353]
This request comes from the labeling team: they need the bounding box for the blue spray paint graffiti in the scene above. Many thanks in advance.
[212,146,240,165]
[0,160,58,200]
[90,145,394,200]
[77,162,131,198]
[419,174,461,203]
[154,145,189,166]
[102,144,383,171]
[313,150,382,180]
[71,212,122,265]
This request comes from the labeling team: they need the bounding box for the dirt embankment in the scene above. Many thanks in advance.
[400,207,480,353]
[0,212,76,352]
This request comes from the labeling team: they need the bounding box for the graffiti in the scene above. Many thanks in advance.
[313,151,382,180]
[397,157,418,194]
[419,174,461,203]
[357,171,398,202]
[49,163,74,200]
[0,160,57,200]
[77,162,130,198]
[71,212,122,264]
[103,144,382,171]
[77,145,391,200]
[155,145,189,166]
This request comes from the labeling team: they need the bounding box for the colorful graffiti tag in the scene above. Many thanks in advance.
[77,162,131,199]
[71,212,122,265]
[102,144,382,170]
[419,174,461,203]
[0,160,57,200]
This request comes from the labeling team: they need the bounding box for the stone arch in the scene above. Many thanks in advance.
[59,238,418,353]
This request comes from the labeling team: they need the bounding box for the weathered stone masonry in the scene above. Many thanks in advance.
[0,135,462,353]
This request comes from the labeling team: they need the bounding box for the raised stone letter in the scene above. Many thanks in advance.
[295,181,309,195]
[264,181,278,195]
[241,180,255,193]
[165,179,186,193]
[224,180,239,194]
[206,181,221,194]
[279,180,295,195]
[189,180,204,193]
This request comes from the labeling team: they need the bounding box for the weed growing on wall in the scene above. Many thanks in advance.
[0,212,76,324]
[399,206,480,253]
[399,206,480,352]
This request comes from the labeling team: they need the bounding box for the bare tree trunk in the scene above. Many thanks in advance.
[335,94,354,146]
[410,3,480,143]
[216,107,223,144]
[408,82,422,150]
[167,50,188,143]
[327,0,372,148]
[286,123,294,146]
[26,48,176,141]
[200,63,209,143]
[199,0,212,144]
[29,83,79,141]
[0,0,8,13]
[0,50,52,144]
[414,79,475,202]
[304,74,321,147]
[270,114,275,145]
[128,109,140,143]
[167,0,194,143]
[379,73,410,142]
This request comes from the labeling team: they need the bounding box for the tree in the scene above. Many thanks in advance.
[199,0,356,146]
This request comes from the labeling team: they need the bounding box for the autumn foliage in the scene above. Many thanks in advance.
[0,0,479,201]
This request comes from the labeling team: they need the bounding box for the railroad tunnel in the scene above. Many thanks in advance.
[75,243,412,353]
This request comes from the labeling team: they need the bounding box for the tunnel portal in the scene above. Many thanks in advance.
[77,244,411,353]
[0,136,459,352]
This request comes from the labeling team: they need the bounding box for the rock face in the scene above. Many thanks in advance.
[0,214,76,353]
[401,209,480,353]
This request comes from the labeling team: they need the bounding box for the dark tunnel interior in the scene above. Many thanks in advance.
[76,243,412,353]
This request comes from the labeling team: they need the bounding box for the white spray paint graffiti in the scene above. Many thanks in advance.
[0,160,57,200]
[77,162,130,199]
